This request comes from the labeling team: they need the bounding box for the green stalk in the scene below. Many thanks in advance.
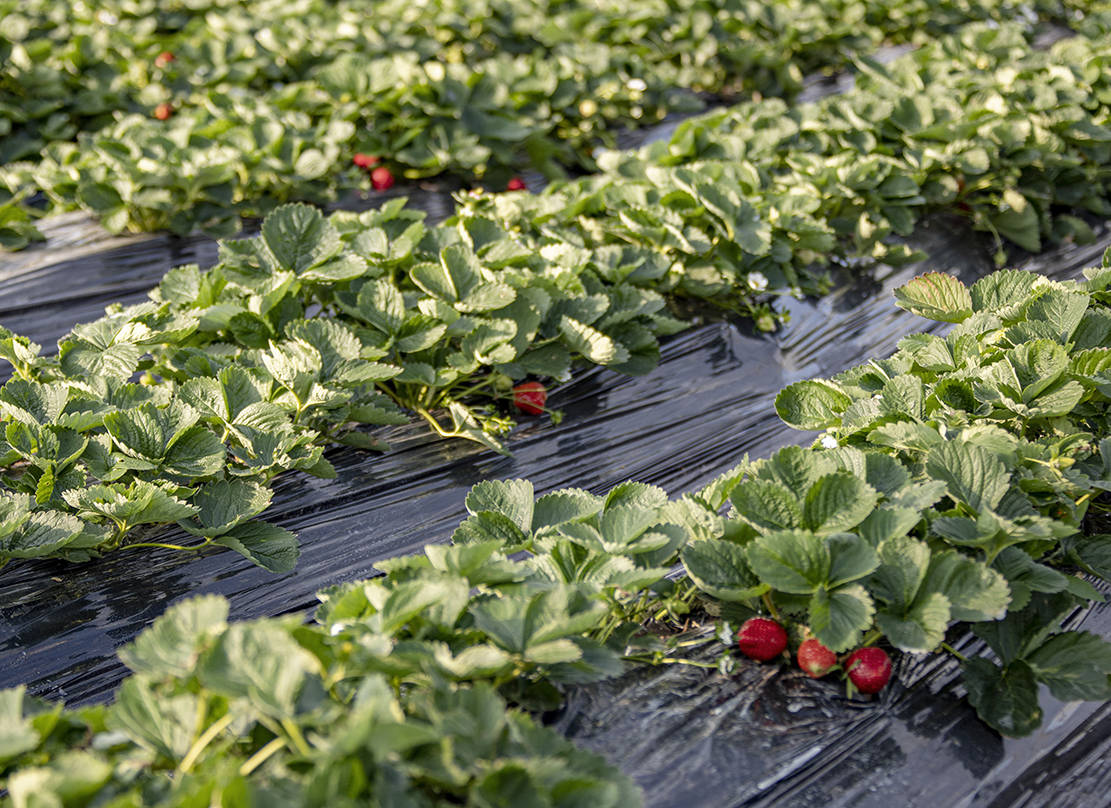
[281,717,312,757]
[238,736,286,776]
[123,537,213,553]
[761,591,781,621]
[939,642,967,662]
[177,712,234,775]
[415,407,465,440]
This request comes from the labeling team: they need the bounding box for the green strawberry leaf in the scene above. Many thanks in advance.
[730,478,802,533]
[261,204,342,274]
[925,442,1009,513]
[197,621,316,719]
[118,595,230,678]
[924,551,1011,622]
[746,529,827,594]
[466,479,535,535]
[681,540,768,602]
[962,657,1043,737]
[970,270,1043,313]
[1025,631,1111,702]
[558,316,629,366]
[775,381,851,430]
[893,273,973,323]
[107,678,199,759]
[212,521,299,574]
[876,591,950,652]
[808,584,874,652]
[0,510,85,559]
[802,472,878,534]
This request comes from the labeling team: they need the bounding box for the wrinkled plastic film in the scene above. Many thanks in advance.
[2,189,1111,808]
[556,582,1111,808]
[2,217,1107,707]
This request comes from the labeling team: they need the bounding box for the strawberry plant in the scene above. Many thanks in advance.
[4,17,1111,635]
[678,262,1111,734]
[0,597,642,807]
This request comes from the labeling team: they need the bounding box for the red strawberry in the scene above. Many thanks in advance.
[797,638,837,678]
[845,647,892,694]
[507,176,527,191]
[353,153,379,169]
[736,617,787,662]
[153,103,173,121]
[512,381,547,415]
[154,51,175,69]
[370,166,394,190]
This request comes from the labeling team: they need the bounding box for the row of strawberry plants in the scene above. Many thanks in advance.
[4,264,1111,806]
[0,0,1093,248]
[0,198,689,572]
[461,22,1111,327]
[3,24,1111,574]
[7,0,1092,159]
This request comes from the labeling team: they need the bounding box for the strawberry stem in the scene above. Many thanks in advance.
[761,591,781,621]
[238,736,286,776]
[177,712,234,775]
[939,642,967,662]
[122,539,211,552]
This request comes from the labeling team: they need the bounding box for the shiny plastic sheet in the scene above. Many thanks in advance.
[2,216,1107,699]
[2,209,1110,808]
[557,583,1111,808]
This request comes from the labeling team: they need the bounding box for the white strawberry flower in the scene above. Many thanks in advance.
[748,271,769,292]
[820,434,839,449]
[627,78,647,92]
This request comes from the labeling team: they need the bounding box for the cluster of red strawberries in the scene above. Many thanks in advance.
[352,154,395,190]
[735,617,892,695]
[152,52,175,120]
[147,47,535,198]
[353,152,529,194]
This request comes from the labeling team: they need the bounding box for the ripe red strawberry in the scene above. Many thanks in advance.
[845,647,892,694]
[507,176,526,191]
[370,166,394,190]
[153,103,173,121]
[797,638,837,678]
[353,153,379,169]
[736,617,787,662]
[512,381,547,415]
[154,51,175,69]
